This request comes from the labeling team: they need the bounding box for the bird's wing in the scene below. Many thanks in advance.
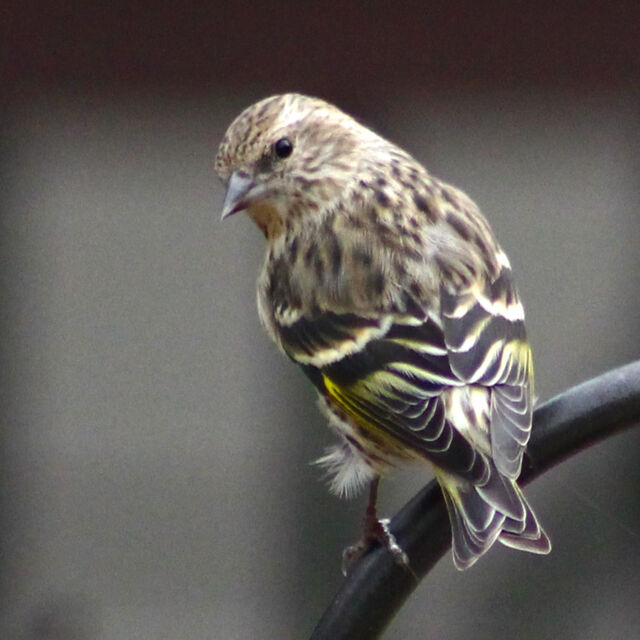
[275,264,532,481]
[440,268,533,478]
[277,309,491,483]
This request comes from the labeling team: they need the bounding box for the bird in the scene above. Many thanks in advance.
[215,93,551,571]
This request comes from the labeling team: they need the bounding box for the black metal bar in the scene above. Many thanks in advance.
[310,360,640,639]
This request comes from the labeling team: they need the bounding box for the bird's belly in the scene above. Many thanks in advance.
[314,392,424,498]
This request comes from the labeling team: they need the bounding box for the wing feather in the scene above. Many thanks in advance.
[441,268,533,478]
[276,264,531,481]
[281,311,489,482]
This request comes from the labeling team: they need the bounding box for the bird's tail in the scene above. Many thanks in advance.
[434,465,551,570]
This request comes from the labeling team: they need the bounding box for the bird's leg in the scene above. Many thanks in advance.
[341,477,410,576]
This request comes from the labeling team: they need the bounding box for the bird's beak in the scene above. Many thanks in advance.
[220,171,254,220]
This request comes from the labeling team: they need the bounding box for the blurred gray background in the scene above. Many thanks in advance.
[2,3,640,639]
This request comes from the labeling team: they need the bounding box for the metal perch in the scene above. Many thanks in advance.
[310,360,640,639]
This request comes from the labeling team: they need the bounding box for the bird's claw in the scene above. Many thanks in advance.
[341,517,410,576]
[378,518,410,567]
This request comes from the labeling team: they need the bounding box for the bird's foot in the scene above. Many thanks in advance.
[341,517,410,576]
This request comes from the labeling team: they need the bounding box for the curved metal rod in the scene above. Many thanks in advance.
[310,360,640,640]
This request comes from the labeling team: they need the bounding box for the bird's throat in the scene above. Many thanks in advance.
[248,201,285,240]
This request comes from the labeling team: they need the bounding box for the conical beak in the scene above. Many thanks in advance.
[220,171,254,220]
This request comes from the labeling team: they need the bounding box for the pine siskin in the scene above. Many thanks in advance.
[215,94,551,570]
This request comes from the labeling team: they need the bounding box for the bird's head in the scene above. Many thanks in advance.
[215,93,379,238]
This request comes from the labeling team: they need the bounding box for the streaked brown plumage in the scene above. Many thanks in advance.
[216,93,551,570]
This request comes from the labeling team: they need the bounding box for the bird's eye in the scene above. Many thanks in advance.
[274,137,293,159]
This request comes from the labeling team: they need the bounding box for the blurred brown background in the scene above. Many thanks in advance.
[2,2,640,638]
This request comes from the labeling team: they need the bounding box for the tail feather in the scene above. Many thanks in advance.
[500,490,552,553]
[442,487,505,567]
[435,465,551,570]
[476,470,525,522]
